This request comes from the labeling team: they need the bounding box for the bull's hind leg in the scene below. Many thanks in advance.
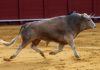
[31,39,45,58]
[49,44,64,55]
[4,39,30,61]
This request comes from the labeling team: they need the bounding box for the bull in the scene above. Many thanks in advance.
[0,12,96,61]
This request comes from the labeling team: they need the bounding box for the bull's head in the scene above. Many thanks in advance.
[81,13,96,30]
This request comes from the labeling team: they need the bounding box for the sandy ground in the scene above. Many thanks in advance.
[0,23,100,70]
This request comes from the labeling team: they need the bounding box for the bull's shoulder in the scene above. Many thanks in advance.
[46,15,66,24]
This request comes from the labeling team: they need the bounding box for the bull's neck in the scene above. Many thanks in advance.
[69,23,81,38]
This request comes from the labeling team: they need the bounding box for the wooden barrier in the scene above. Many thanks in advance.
[0,17,99,25]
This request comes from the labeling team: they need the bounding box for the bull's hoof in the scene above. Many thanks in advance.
[39,52,46,59]
[74,57,81,61]
[76,56,80,59]
[3,58,11,61]
[49,52,56,55]
[75,54,80,58]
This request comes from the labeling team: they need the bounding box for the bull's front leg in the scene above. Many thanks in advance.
[66,35,80,58]
[49,44,64,55]
[69,41,80,58]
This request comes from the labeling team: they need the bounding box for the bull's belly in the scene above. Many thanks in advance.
[40,36,68,44]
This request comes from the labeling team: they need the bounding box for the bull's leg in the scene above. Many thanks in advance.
[69,41,80,58]
[4,40,29,61]
[66,35,80,58]
[31,40,45,58]
[49,44,64,55]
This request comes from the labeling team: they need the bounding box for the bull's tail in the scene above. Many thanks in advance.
[0,25,24,47]
[0,35,19,46]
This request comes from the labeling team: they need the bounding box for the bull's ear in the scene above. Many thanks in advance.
[83,13,87,15]
[89,14,95,18]
[81,14,85,19]
[81,13,87,19]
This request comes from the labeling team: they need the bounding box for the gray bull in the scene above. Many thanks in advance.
[0,13,96,61]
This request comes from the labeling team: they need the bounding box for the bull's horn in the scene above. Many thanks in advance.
[89,14,95,18]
